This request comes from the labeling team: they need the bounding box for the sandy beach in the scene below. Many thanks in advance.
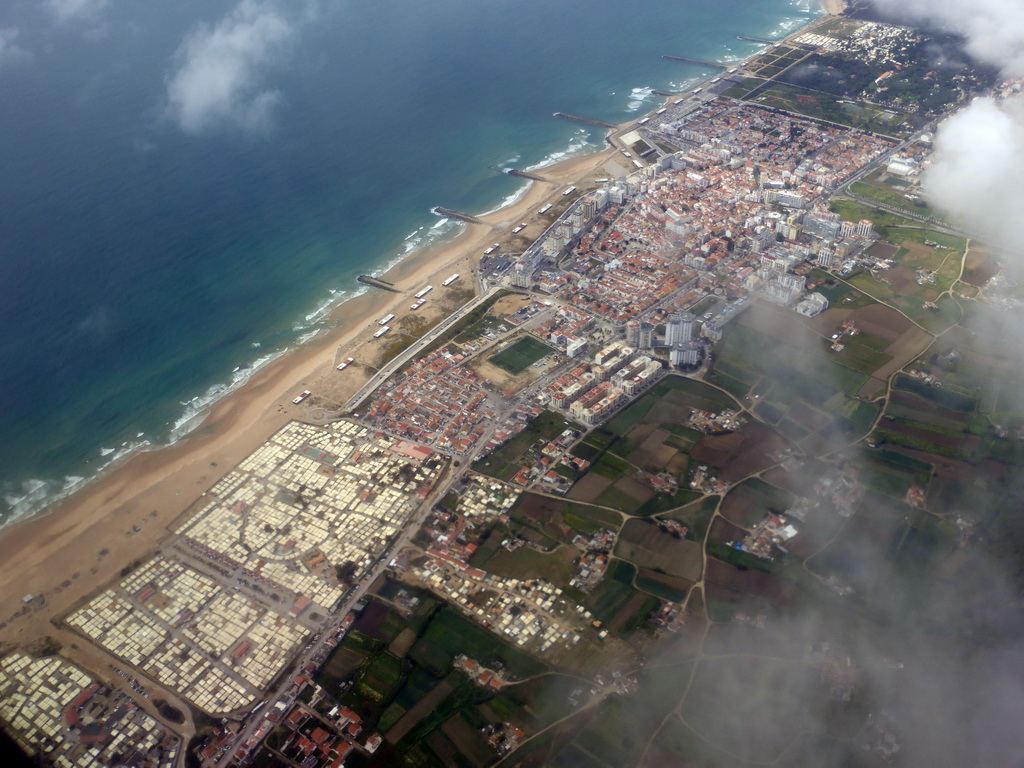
[0,146,615,649]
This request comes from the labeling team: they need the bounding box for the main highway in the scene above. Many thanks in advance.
[344,286,502,412]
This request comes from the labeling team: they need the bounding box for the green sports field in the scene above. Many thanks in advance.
[489,336,552,374]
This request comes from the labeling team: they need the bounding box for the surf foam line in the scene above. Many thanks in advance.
[1,438,151,529]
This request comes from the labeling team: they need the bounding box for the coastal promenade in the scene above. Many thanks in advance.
[343,287,502,413]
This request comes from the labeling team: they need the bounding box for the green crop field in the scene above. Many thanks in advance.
[489,336,553,374]
[410,607,546,679]
[473,410,582,480]
[585,560,639,624]
[358,652,406,701]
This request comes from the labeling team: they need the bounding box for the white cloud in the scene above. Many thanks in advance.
[923,96,1024,262]
[0,28,29,67]
[164,0,309,135]
[871,0,1024,266]
[46,0,110,25]
[873,0,1024,74]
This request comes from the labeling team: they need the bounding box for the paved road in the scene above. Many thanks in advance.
[344,287,500,412]
[212,454,464,767]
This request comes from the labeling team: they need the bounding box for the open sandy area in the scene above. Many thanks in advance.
[0,146,616,652]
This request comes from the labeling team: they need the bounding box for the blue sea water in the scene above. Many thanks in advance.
[0,0,815,520]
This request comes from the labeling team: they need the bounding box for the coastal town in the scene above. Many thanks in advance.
[0,7,1019,768]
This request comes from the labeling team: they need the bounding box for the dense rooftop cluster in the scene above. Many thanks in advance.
[65,421,444,715]
[0,653,179,768]
[528,104,893,328]
[364,347,496,454]
[795,22,922,68]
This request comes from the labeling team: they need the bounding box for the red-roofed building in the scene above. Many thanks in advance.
[391,441,433,463]
[63,683,99,728]
[290,596,311,617]
[231,641,252,661]
[338,706,359,722]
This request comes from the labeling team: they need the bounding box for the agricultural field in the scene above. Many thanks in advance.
[473,410,582,481]
[715,317,878,452]
[355,652,406,702]
[718,478,794,530]
[850,169,941,220]
[565,376,742,513]
[961,245,999,288]
[569,696,665,768]
[474,544,579,589]
[409,607,547,680]
[662,495,720,543]
[582,560,644,626]
[498,493,623,546]
[616,519,703,582]
[806,270,875,310]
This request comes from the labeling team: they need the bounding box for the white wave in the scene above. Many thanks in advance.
[62,476,86,493]
[4,479,46,512]
[296,328,320,344]
[3,480,54,525]
[99,447,115,456]
[771,17,809,38]
[169,350,286,441]
[524,131,598,173]
[301,292,341,326]
[398,216,465,263]
[625,86,655,113]
[96,442,149,473]
[1,448,142,527]
[251,341,261,348]
[476,182,530,217]
[669,76,703,92]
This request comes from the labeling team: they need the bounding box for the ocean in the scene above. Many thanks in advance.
[0,0,816,521]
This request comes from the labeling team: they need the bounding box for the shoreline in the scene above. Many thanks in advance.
[0,146,594,529]
[0,5,834,645]
[0,147,615,642]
